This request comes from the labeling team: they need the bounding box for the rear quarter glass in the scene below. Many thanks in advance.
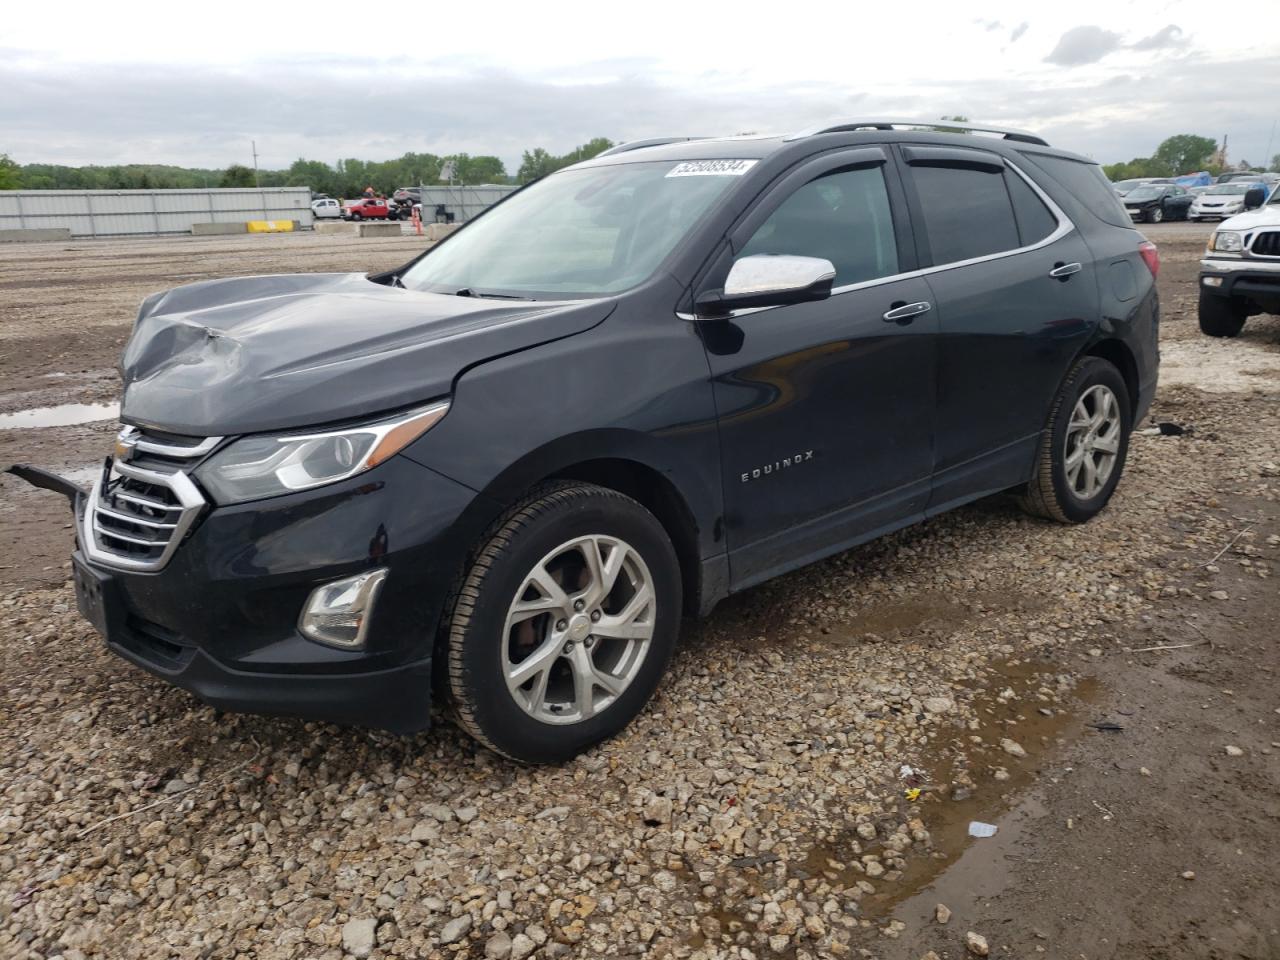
[1020,153,1132,229]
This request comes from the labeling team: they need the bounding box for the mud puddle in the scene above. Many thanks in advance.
[841,660,1098,924]
[831,590,1046,644]
[0,402,119,430]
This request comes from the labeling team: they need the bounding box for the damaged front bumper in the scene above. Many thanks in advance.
[7,454,484,734]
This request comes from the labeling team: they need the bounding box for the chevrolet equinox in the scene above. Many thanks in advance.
[13,120,1160,763]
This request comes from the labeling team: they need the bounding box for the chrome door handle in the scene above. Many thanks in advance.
[882,300,932,324]
[1049,261,1082,280]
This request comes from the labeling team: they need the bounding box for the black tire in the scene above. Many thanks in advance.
[1146,205,1164,223]
[1020,357,1131,524]
[351,212,362,221]
[1198,292,1247,338]
[444,481,681,763]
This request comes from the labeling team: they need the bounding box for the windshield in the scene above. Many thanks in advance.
[1127,186,1163,200]
[400,161,745,298]
[1206,183,1253,195]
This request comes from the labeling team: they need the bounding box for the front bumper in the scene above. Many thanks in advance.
[73,552,433,731]
[64,454,488,733]
[1200,257,1280,310]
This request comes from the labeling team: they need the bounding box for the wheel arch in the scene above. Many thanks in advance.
[546,457,703,618]
[467,430,719,619]
[1081,337,1140,410]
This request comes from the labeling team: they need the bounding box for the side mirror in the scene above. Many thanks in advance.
[696,254,836,317]
[1244,186,1266,210]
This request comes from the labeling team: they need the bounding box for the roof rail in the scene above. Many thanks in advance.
[595,137,710,158]
[784,119,1048,147]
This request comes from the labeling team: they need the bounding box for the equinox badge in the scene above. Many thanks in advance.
[741,450,814,483]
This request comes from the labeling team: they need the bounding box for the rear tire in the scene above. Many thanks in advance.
[1198,292,1247,338]
[1019,357,1131,524]
[444,482,681,763]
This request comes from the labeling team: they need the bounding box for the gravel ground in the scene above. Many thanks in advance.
[1,224,1277,960]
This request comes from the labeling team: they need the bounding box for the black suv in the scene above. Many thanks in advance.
[15,120,1159,763]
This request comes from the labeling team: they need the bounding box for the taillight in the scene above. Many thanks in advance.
[1139,240,1160,277]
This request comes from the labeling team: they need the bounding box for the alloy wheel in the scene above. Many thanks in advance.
[1064,384,1121,500]
[502,535,656,724]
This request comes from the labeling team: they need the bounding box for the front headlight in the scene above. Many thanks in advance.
[196,401,449,504]
[1212,231,1244,252]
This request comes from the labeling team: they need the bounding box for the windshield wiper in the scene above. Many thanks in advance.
[453,287,535,301]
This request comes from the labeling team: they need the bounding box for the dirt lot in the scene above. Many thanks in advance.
[0,225,1277,960]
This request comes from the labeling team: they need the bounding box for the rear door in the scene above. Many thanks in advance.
[696,147,937,588]
[895,144,1099,512]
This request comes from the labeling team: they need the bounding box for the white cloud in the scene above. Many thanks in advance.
[2,0,1278,170]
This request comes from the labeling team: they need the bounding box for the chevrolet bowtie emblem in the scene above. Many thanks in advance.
[114,427,140,463]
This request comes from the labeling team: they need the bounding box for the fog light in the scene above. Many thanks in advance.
[1202,276,1224,287]
[299,569,387,649]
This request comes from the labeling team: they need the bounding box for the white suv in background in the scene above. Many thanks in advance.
[1198,188,1280,336]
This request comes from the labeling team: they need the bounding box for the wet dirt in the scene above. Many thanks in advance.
[868,495,1280,960]
[854,661,1100,921]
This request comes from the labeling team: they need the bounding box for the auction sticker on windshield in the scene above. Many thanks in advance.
[666,160,758,177]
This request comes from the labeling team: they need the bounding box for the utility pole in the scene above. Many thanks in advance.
[251,140,260,187]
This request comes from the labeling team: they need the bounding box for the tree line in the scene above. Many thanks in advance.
[9,133,1274,194]
[1101,134,1280,181]
[0,139,618,195]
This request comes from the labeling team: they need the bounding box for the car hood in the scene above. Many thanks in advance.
[1124,195,1159,205]
[1194,194,1244,204]
[1215,205,1280,231]
[120,273,613,436]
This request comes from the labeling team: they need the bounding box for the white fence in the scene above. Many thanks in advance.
[415,185,520,222]
[0,188,315,238]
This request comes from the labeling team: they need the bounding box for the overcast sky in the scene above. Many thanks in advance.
[4,0,1279,173]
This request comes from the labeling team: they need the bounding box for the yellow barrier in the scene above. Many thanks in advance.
[246,220,296,233]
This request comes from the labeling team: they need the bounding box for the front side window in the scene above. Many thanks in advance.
[401,161,744,298]
[736,166,899,286]
[910,164,1020,265]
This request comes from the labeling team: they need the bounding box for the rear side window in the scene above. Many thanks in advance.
[738,166,899,286]
[1021,153,1132,228]
[909,165,1020,265]
[1006,169,1058,245]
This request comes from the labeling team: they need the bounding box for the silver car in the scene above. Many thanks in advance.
[1190,182,1268,221]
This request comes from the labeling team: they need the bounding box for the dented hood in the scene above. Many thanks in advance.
[120,273,612,436]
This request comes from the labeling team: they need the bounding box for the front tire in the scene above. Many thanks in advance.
[1020,357,1131,524]
[1198,292,1247,338]
[1147,206,1164,223]
[445,482,681,763]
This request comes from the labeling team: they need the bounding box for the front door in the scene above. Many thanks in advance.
[696,150,937,589]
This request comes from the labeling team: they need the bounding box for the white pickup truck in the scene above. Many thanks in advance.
[1199,189,1280,337]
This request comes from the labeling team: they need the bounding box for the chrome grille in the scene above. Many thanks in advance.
[1250,231,1280,258]
[80,426,221,572]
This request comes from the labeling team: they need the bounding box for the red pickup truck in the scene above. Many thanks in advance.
[342,198,390,221]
